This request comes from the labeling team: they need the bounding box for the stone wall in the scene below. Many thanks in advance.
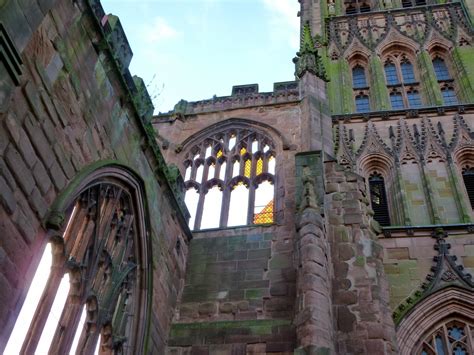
[0,0,189,352]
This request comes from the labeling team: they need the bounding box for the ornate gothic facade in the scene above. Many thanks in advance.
[1,0,474,353]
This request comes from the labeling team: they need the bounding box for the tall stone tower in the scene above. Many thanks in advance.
[1,0,474,353]
[155,0,474,353]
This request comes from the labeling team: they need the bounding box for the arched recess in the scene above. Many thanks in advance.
[179,118,285,229]
[6,162,152,355]
[453,147,474,210]
[397,287,474,355]
[359,153,396,225]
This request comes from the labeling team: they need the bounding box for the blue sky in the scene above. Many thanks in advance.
[101,0,300,113]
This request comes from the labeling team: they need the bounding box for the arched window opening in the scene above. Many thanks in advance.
[401,59,416,83]
[254,180,275,224]
[390,91,404,109]
[352,65,368,88]
[182,127,277,229]
[417,319,474,355]
[5,178,148,354]
[355,93,370,112]
[407,89,422,108]
[228,182,249,227]
[433,57,451,81]
[369,172,391,226]
[462,166,474,208]
[384,61,399,85]
[201,185,223,229]
[441,85,458,105]
[184,165,192,181]
[196,164,204,183]
[351,61,370,112]
[384,53,422,109]
[185,186,200,229]
[232,160,240,177]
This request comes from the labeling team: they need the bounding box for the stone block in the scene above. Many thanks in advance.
[32,161,51,194]
[24,113,55,168]
[5,145,35,196]
[0,175,16,214]
[387,248,410,260]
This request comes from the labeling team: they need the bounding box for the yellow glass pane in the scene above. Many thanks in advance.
[244,159,251,177]
[240,147,247,155]
[216,149,223,158]
[253,199,274,224]
[256,158,263,175]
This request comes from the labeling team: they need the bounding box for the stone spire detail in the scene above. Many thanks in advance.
[293,22,327,81]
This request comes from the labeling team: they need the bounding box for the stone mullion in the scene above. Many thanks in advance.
[220,185,231,228]
[394,161,412,225]
[220,157,234,227]
[417,50,443,106]
[446,155,472,222]
[247,183,256,225]
[194,189,205,230]
[419,158,441,224]
[369,55,391,110]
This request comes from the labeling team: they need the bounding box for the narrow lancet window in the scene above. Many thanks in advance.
[369,173,391,226]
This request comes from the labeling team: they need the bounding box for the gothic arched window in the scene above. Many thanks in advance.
[384,53,422,109]
[351,62,371,112]
[432,56,459,105]
[368,172,391,226]
[417,319,474,355]
[183,128,276,230]
[4,174,149,354]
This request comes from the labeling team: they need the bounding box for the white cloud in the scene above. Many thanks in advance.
[261,0,300,49]
[144,16,179,43]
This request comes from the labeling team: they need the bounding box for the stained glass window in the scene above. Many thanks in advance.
[390,92,405,109]
[244,159,252,178]
[401,59,416,83]
[256,157,264,175]
[407,90,422,108]
[355,94,370,112]
[385,62,399,85]
[441,86,458,105]
[433,57,451,81]
[352,65,368,88]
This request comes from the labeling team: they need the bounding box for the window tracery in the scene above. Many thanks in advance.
[183,128,276,230]
[5,178,148,354]
[384,53,422,109]
[461,166,474,208]
[417,319,474,355]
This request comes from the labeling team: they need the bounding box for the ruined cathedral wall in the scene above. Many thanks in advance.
[0,1,190,352]
[154,93,308,352]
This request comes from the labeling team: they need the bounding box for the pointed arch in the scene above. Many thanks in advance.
[397,287,474,355]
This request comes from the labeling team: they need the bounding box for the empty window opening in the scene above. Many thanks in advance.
[254,180,274,224]
[182,128,277,229]
[462,166,474,208]
[369,173,391,226]
[228,182,250,226]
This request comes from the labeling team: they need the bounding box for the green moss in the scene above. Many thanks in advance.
[369,56,390,110]
[452,47,474,102]
[417,51,443,106]
[354,255,365,267]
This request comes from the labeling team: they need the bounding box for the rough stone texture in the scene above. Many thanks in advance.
[0,1,189,353]
[325,161,397,354]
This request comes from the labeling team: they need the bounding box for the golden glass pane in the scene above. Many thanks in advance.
[256,158,263,175]
[253,199,274,224]
[216,149,223,158]
[244,159,251,177]
[240,147,247,155]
